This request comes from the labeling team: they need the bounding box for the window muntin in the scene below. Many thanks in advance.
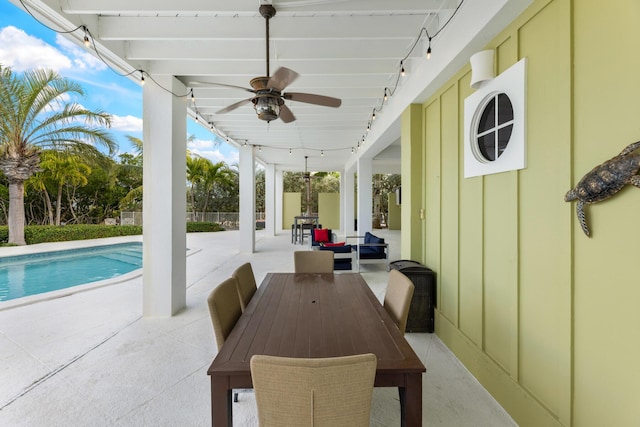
[474,93,514,162]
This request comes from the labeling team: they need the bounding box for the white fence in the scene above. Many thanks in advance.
[120,212,265,230]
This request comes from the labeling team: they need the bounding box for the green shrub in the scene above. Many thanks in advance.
[0,222,224,245]
[186,222,225,233]
[22,225,143,244]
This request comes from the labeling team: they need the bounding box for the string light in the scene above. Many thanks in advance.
[321,150,324,157]
[82,26,90,48]
[17,0,464,160]
[362,1,465,149]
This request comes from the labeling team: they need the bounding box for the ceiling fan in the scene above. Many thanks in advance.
[190,4,342,123]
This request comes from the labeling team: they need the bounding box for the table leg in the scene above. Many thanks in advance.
[211,376,232,427]
[399,373,422,427]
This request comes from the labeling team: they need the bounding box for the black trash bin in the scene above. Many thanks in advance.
[389,260,436,333]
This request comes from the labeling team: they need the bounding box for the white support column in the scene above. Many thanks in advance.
[342,168,355,237]
[239,144,255,253]
[275,168,284,233]
[357,158,373,236]
[265,163,276,236]
[142,75,187,317]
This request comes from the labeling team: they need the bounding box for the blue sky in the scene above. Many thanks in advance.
[0,0,239,166]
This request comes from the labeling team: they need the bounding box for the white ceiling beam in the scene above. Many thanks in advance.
[124,39,416,61]
[62,0,458,15]
[96,16,428,40]
[153,59,398,76]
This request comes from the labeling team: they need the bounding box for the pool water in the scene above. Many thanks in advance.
[0,242,142,302]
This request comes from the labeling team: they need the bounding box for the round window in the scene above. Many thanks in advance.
[473,93,514,162]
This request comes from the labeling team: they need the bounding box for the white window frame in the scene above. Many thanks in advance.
[464,58,527,178]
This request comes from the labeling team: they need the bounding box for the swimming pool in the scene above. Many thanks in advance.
[0,242,142,302]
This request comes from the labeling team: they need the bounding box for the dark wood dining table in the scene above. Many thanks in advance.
[207,272,426,426]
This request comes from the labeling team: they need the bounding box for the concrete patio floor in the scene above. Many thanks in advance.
[0,229,517,426]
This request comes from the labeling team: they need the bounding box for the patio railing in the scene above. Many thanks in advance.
[120,212,265,230]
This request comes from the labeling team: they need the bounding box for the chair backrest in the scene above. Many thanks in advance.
[251,353,377,427]
[294,251,334,273]
[383,270,415,335]
[231,262,257,312]
[207,277,242,351]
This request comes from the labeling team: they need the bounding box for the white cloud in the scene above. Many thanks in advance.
[110,114,143,132]
[0,26,71,71]
[188,138,238,165]
[0,26,107,74]
[55,34,106,71]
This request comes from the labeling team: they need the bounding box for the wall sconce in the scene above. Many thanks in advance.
[470,50,495,89]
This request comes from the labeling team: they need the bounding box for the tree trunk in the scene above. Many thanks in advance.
[43,189,54,225]
[66,185,79,223]
[8,181,26,245]
[55,184,63,225]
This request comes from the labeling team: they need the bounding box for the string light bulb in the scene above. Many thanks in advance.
[372,111,376,121]
[191,89,195,104]
[426,37,432,59]
[140,71,145,85]
[83,27,90,48]
[383,89,388,102]
[289,148,292,155]
[321,150,324,157]
[400,61,405,77]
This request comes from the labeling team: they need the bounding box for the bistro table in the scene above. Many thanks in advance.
[207,272,426,427]
[293,215,319,244]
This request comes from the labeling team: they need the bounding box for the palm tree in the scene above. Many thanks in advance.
[201,161,234,214]
[0,66,115,244]
[186,154,208,219]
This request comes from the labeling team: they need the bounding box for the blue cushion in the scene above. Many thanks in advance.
[319,244,352,254]
[361,232,385,255]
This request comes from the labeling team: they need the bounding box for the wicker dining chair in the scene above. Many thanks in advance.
[207,276,245,402]
[250,353,377,427]
[383,269,415,335]
[231,262,257,312]
[293,250,334,273]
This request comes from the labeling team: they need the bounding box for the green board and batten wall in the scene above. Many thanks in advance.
[401,0,640,425]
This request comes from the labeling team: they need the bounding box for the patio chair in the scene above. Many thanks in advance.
[250,353,377,427]
[231,262,257,312]
[207,276,245,402]
[383,270,415,335]
[347,232,391,271]
[294,251,334,273]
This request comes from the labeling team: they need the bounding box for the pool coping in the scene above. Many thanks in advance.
[0,235,201,311]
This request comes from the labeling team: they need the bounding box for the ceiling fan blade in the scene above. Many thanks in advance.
[216,98,253,114]
[283,92,342,108]
[189,81,256,94]
[267,67,299,92]
[279,104,296,123]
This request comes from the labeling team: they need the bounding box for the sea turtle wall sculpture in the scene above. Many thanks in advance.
[565,140,640,237]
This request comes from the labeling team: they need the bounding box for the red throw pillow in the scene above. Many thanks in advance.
[323,242,345,247]
[314,228,330,243]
